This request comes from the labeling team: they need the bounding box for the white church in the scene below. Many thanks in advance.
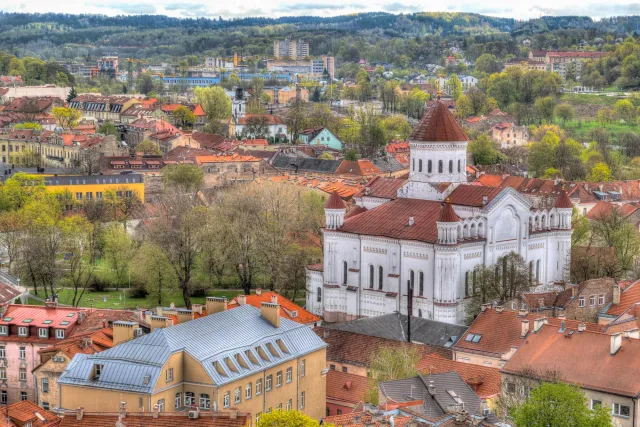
[306,101,574,325]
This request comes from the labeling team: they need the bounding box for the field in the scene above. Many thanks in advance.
[560,120,632,142]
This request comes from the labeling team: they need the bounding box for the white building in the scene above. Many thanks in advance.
[306,102,573,325]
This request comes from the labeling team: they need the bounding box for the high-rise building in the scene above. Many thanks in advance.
[274,39,309,59]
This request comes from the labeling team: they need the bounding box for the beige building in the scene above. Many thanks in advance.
[273,39,309,59]
[488,122,529,149]
[69,95,141,122]
[58,300,327,425]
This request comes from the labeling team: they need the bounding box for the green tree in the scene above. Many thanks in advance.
[535,96,557,123]
[101,224,135,290]
[173,106,197,129]
[466,87,489,116]
[455,94,472,118]
[194,86,232,134]
[555,104,575,125]
[164,164,204,192]
[447,74,463,101]
[379,114,411,140]
[52,107,81,129]
[344,149,359,161]
[98,120,119,138]
[66,86,78,103]
[132,242,176,306]
[13,122,42,130]
[364,346,420,405]
[588,162,613,182]
[614,99,635,124]
[511,382,612,427]
[135,140,161,155]
[475,53,502,74]
[469,134,503,165]
[529,131,560,178]
[135,72,156,95]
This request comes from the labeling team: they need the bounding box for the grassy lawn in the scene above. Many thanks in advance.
[24,288,245,309]
[559,93,622,107]
[559,120,634,142]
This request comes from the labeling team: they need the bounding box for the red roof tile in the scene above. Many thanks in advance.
[336,160,382,176]
[0,400,60,426]
[59,411,249,427]
[354,176,405,199]
[554,188,573,209]
[474,174,505,187]
[409,101,468,142]
[326,191,347,209]
[0,304,83,329]
[608,280,640,317]
[326,370,370,404]
[227,291,320,325]
[446,185,503,207]
[438,200,460,223]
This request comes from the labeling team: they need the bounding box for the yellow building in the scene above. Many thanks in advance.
[43,174,145,203]
[57,300,327,425]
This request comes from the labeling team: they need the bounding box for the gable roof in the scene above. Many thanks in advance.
[336,160,382,177]
[409,101,468,142]
[608,280,640,317]
[354,176,405,200]
[0,400,60,427]
[326,370,370,405]
[446,185,504,208]
[272,154,342,174]
[227,291,320,325]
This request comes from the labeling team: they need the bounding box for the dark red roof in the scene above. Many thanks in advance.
[438,201,460,223]
[326,191,346,209]
[447,185,503,207]
[409,101,468,142]
[554,188,573,209]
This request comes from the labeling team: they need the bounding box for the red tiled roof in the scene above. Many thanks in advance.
[236,114,284,126]
[0,304,83,329]
[474,174,505,187]
[446,185,503,207]
[0,400,60,426]
[326,191,347,209]
[546,51,607,58]
[37,328,113,362]
[345,206,368,219]
[336,160,382,176]
[72,309,146,334]
[195,154,260,164]
[554,188,573,209]
[501,325,640,397]
[409,101,468,142]
[353,176,405,199]
[326,370,370,404]
[385,141,410,153]
[227,291,320,325]
[608,280,640,317]
[0,282,22,305]
[586,201,639,220]
[307,263,324,272]
[417,353,501,399]
[325,411,414,427]
[438,201,460,223]
[59,411,249,427]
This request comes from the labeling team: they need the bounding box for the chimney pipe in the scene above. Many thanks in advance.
[271,295,278,304]
[206,297,227,315]
[75,407,84,421]
[533,317,546,333]
[520,320,530,338]
[237,295,247,305]
[613,284,621,305]
[611,333,622,355]
[578,323,585,332]
[625,328,640,339]
[261,302,281,328]
[495,305,504,313]
[408,216,414,226]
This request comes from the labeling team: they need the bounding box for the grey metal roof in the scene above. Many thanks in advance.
[371,155,406,173]
[379,371,482,419]
[271,154,341,173]
[59,305,326,392]
[326,312,467,348]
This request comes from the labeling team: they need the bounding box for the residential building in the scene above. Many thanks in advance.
[501,321,640,427]
[543,51,607,79]
[38,173,146,203]
[97,56,119,79]
[503,59,547,72]
[195,154,262,184]
[488,123,529,149]
[326,370,369,416]
[0,400,61,426]
[119,103,164,125]
[273,39,309,59]
[234,114,286,139]
[58,303,327,422]
[60,405,249,426]
[306,102,573,325]
[453,307,603,368]
[600,279,640,329]
[263,86,309,105]
[458,75,478,90]
[322,56,336,80]
[69,95,141,122]
[228,290,320,326]
[528,50,548,61]
[124,117,184,152]
[298,127,343,150]
[161,103,207,128]
[0,86,70,104]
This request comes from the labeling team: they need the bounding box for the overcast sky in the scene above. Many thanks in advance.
[3,0,639,20]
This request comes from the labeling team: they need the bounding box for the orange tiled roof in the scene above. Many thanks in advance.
[438,200,460,222]
[326,191,347,209]
[195,154,260,164]
[474,174,505,187]
[353,176,405,199]
[336,160,382,177]
[326,370,370,404]
[608,280,640,317]
[227,291,320,325]
[0,400,60,426]
[325,411,414,427]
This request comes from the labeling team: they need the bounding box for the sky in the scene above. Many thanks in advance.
[3,0,640,20]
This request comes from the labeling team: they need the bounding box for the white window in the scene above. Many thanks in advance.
[166,368,173,382]
[266,375,272,391]
[300,391,305,409]
[301,359,305,377]
[598,294,605,306]
[246,383,252,399]
[256,379,263,395]
[38,328,48,338]
[157,399,165,412]
[579,296,585,307]
[589,295,596,307]
[0,346,5,358]
[234,387,241,404]
[613,403,630,418]
[55,329,65,339]
[199,394,210,410]
[223,392,230,408]
[19,347,26,359]
[175,393,181,409]
[286,367,292,383]
[0,326,7,336]
[276,371,282,387]
[184,392,195,406]
[41,378,49,393]
[0,369,5,380]
[18,327,27,337]
[19,369,26,381]
[286,399,292,411]
[591,399,602,409]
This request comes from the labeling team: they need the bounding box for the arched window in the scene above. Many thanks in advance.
[409,270,415,292]
[184,392,195,406]
[343,261,348,285]
[369,264,374,288]
[535,260,541,282]
[458,159,461,173]
[419,159,423,172]
[472,269,477,295]
[412,158,415,171]
[419,271,424,296]
[378,266,384,290]
[529,261,534,285]
[317,287,322,303]
[465,272,469,297]
[428,160,432,173]
[438,160,443,173]
[449,160,453,173]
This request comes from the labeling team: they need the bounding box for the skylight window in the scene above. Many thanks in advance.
[3,318,12,322]
[22,319,32,323]
[43,320,52,324]
[60,321,70,326]
[66,313,76,317]
[465,333,482,343]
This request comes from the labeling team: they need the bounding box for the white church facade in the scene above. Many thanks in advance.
[306,102,574,325]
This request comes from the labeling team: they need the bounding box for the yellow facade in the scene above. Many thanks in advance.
[46,181,145,203]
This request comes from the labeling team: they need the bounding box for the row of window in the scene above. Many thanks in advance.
[74,191,132,200]
[0,325,64,339]
[255,400,297,424]
[412,158,462,174]
[223,367,294,407]
[0,390,27,404]
[579,294,606,308]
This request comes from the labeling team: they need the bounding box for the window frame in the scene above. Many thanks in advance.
[266,374,273,391]
[223,391,230,408]
[246,382,252,399]
[199,393,210,410]
[286,367,292,383]
[256,378,263,395]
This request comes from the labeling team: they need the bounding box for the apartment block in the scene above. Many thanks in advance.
[273,39,309,59]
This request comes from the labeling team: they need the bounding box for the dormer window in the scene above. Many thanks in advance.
[465,333,482,343]
[55,329,65,339]
[38,328,48,338]
[0,326,7,336]
[94,364,103,379]
[18,326,28,337]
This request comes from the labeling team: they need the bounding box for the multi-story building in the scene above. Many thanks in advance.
[298,127,343,150]
[322,56,335,80]
[40,173,146,203]
[263,87,309,105]
[97,56,119,79]
[58,301,327,425]
[69,95,141,122]
[124,117,184,152]
[488,122,530,148]
[274,39,309,59]
[537,51,607,80]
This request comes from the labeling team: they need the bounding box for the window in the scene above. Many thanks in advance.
[449,160,453,173]
[589,295,596,307]
[266,374,272,391]
[409,270,415,292]
[412,158,415,171]
[42,402,49,410]
[579,296,585,307]
[286,399,292,411]
[85,192,92,200]
[41,378,49,393]
[598,294,605,306]
[342,366,348,373]
[75,192,82,200]
[1,391,6,404]
[0,326,6,336]
[55,329,65,339]
[256,379,263,395]
[506,383,516,393]
[342,261,348,285]
[246,382,252,399]
[256,413,262,424]
[458,159,461,173]
[465,333,482,343]
[96,192,103,199]
[199,393,210,409]
[0,370,5,380]
[19,347,26,360]
[276,371,282,387]
[419,271,424,296]
[301,359,306,377]
[330,364,336,371]
[300,391,305,409]
[286,367,292,383]
[369,264,374,289]
[428,160,432,173]
[19,369,26,382]
[18,327,27,337]
[125,191,133,198]
[465,272,470,297]
[234,387,241,404]
[157,399,164,412]
[94,364,103,378]
[20,392,26,401]
[337,409,343,415]
[317,287,321,303]
[378,266,383,290]
[223,391,230,408]
[166,368,173,382]
[418,159,422,172]
[438,160,443,173]
[591,399,602,409]
[613,403,630,418]
[38,328,48,338]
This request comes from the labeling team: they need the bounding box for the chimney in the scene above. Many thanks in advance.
[271,294,278,304]
[481,303,491,312]
[261,302,281,328]
[482,195,488,205]
[625,328,640,339]
[408,216,415,226]
[520,320,530,338]
[518,308,528,317]
[365,186,370,196]
[112,321,138,346]
[206,297,227,315]
[230,409,238,420]
[611,333,622,355]
[256,288,262,296]
[613,284,621,305]
[191,304,203,315]
[75,407,84,421]
[152,404,160,418]
[533,318,546,333]
[427,381,436,397]
[119,402,127,419]
[45,300,58,309]
[495,305,504,313]
[557,311,566,320]
[237,295,247,305]
[578,323,585,332]
[323,329,329,338]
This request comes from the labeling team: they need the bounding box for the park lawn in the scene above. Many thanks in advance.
[559,93,621,107]
[24,288,245,309]
[559,120,633,142]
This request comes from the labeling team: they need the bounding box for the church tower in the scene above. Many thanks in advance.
[399,100,469,201]
[434,200,461,324]
[325,191,346,230]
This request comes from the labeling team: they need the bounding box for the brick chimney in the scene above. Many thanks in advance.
[75,407,84,421]
[206,297,227,315]
[191,304,203,315]
[520,320,530,338]
[152,404,160,418]
[256,288,263,296]
[613,284,621,305]
[237,295,247,305]
[261,302,281,328]
[119,402,127,419]
[611,333,622,355]
[112,321,138,346]
[624,328,640,339]
[533,318,546,333]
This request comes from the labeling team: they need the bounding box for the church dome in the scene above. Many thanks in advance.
[409,101,468,142]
